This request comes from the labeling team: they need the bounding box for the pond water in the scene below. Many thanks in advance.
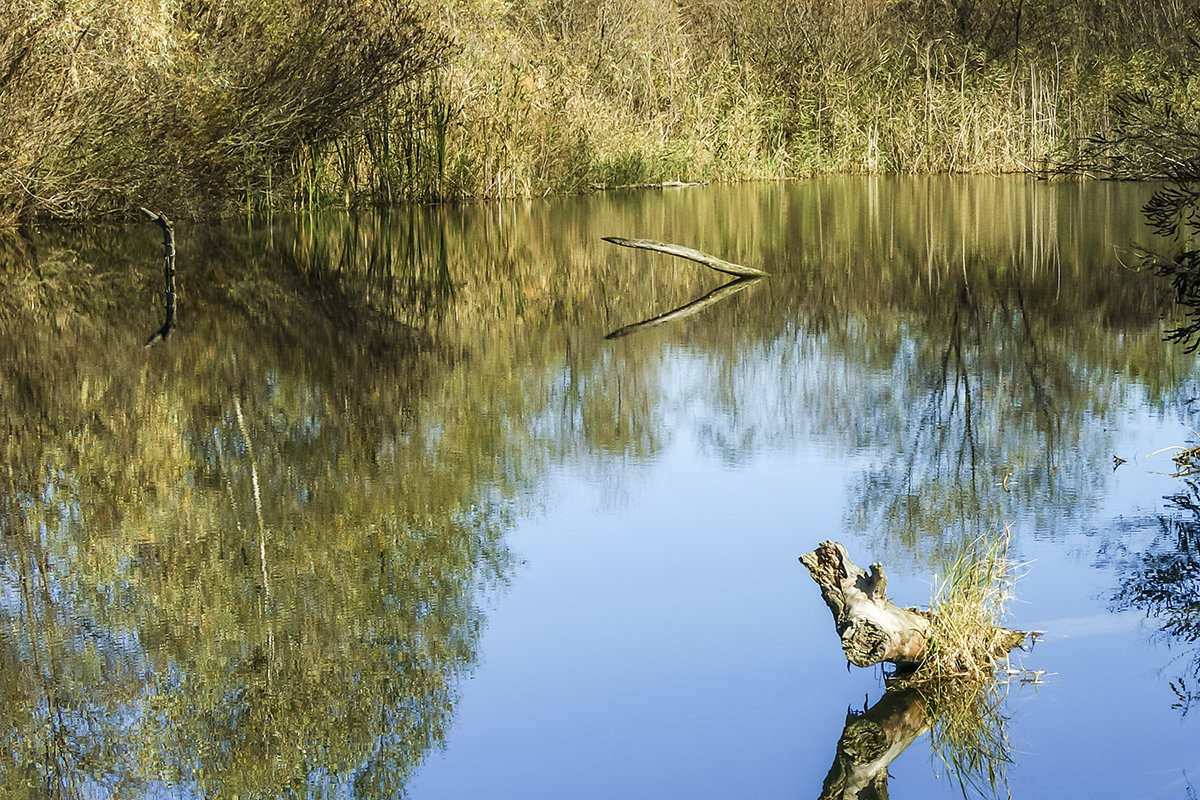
[3,176,1200,798]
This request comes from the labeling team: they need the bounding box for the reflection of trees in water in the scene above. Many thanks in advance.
[682,235,1172,566]
[831,214,1179,565]
[1113,479,1200,715]
[0,178,1188,793]
[0,223,519,796]
[847,261,1072,560]
[620,178,1180,567]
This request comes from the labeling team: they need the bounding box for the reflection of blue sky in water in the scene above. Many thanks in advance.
[413,429,1200,799]
[414,311,1200,797]
[411,436,857,798]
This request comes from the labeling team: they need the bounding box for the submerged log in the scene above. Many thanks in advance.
[141,207,177,346]
[602,237,769,278]
[800,541,932,668]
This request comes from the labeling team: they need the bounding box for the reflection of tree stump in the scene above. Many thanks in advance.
[819,688,930,800]
[141,207,176,345]
[800,541,931,668]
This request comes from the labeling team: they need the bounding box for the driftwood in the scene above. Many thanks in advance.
[805,542,1029,798]
[801,541,1028,671]
[141,207,176,345]
[801,541,932,668]
[602,237,769,278]
[604,277,762,340]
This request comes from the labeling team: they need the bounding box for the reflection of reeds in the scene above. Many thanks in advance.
[819,675,1020,800]
[923,677,1014,800]
[890,529,1027,799]
[1174,447,1200,477]
[1145,443,1200,477]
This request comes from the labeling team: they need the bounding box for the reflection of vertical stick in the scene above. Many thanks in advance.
[233,396,270,598]
[140,207,176,346]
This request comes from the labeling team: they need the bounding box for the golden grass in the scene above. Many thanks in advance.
[885,529,1029,799]
[880,528,1034,797]
[2,0,1192,222]
[916,527,1028,683]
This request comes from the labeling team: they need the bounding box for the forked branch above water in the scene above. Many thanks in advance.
[602,237,769,278]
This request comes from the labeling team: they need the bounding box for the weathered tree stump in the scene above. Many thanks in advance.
[800,541,932,669]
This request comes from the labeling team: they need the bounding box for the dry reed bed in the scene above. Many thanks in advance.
[1,0,1196,225]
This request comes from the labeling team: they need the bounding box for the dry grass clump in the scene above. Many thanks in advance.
[917,528,1027,684]
[895,530,1028,799]
[878,529,1031,797]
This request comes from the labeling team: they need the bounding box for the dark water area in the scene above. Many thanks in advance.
[3,177,1199,798]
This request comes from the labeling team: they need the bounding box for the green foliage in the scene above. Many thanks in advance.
[1069,26,1200,351]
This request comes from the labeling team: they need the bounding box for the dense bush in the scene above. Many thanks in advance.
[0,0,1195,224]
[0,0,449,224]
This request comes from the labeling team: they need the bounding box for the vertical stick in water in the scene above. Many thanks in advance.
[140,207,176,346]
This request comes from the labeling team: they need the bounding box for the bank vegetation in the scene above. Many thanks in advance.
[1,0,1196,225]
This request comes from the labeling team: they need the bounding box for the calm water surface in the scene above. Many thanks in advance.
[3,177,1200,798]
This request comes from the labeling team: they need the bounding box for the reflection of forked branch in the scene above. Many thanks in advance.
[604,277,763,340]
[602,236,769,339]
